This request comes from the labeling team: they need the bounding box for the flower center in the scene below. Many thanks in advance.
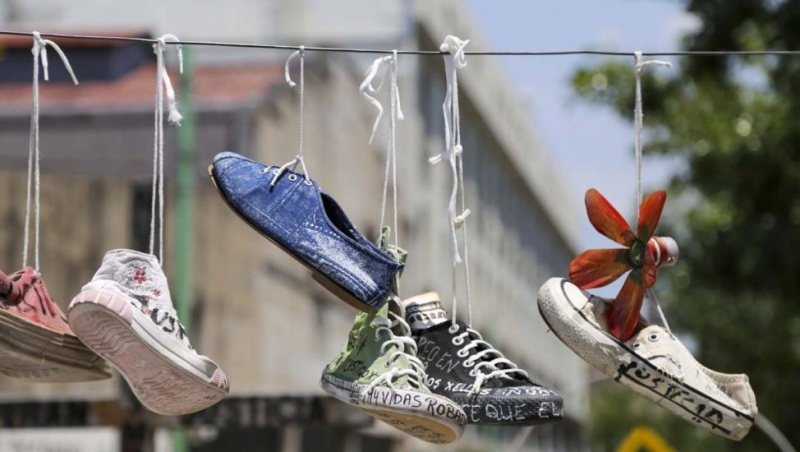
[629,240,645,268]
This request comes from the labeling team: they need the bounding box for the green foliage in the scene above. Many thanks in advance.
[590,381,736,452]
[572,1,800,450]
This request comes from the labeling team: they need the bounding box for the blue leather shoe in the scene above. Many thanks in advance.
[209,152,403,311]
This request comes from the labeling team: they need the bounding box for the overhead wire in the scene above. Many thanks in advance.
[1,30,800,56]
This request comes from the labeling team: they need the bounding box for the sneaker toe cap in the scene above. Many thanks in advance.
[539,277,592,311]
[213,152,257,177]
[212,152,265,193]
[456,386,564,424]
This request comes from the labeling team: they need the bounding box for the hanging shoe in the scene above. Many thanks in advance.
[320,295,466,444]
[67,249,229,415]
[0,267,111,382]
[208,152,403,312]
[537,278,757,440]
[403,292,564,425]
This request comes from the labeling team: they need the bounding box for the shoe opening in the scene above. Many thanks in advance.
[321,193,361,242]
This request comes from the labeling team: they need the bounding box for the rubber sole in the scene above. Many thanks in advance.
[68,291,227,415]
[363,408,461,444]
[0,309,111,382]
[207,164,374,313]
[320,373,464,444]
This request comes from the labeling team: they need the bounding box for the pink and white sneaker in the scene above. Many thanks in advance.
[68,249,228,415]
[0,267,111,382]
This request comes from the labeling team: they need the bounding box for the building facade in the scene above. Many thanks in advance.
[0,1,586,450]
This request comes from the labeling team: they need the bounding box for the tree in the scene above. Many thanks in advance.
[572,1,800,450]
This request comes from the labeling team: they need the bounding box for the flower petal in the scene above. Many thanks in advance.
[569,248,631,289]
[586,189,636,246]
[607,270,645,341]
[637,190,666,241]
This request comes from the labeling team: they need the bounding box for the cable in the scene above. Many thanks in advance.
[3,30,800,56]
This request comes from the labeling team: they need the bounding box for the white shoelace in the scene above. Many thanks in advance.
[633,51,673,334]
[366,308,426,393]
[429,35,474,327]
[360,51,404,256]
[150,34,183,264]
[447,323,529,397]
[22,32,78,273]
[269,47,311,186]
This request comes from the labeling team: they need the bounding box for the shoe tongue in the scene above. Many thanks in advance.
[402,292,450,333]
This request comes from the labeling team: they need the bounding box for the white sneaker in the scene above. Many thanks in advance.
[68,249,229,415]
[537,277,757,441]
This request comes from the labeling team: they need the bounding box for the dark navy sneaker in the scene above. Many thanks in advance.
[403,292,564,425]
[208,152,403,312]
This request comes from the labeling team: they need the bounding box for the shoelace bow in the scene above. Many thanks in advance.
[366,310,427,393]
[447,323,528,397]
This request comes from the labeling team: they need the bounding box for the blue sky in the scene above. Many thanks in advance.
[467,0,699,256]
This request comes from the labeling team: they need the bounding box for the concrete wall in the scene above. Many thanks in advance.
[0,170,127,401]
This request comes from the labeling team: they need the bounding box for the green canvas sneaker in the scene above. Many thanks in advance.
[320,230,466,444]
[321,297,467,443]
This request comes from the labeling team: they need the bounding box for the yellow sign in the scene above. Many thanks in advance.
[617,426,674,452]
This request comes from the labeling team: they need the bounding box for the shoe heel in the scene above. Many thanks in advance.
[311,272,375,313]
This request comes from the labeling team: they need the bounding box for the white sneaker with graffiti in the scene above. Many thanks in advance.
[68,249,228,415]
[537,278,757,441]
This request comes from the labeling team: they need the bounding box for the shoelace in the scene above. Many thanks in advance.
[429,35,474,327]
[633,51,673,334]
[23,32,78,273]
[366,308,427,393]
[269,47,312,187]
[359,51,404,290]
[447,323,529,397]
[150,34,183,264]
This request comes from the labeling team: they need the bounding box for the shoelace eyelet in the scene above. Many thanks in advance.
[648,333,659,342]
[303,179,312,185]
[468,369,478,377]
[272,168,279,175]
[456,349,469,358]
[288,174,297,181]
[452,337,465,346]
[448,324,459,334]
[463,359,475,368]
[633,342,641,349]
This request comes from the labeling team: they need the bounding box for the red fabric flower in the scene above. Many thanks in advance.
[569,189,678,341]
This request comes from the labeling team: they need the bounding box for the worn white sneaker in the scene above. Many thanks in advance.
[68,249,229,415]
[537,278,757,441]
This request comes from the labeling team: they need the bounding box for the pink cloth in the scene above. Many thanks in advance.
[1,268,74,335]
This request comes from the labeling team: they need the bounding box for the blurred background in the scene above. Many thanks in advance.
[0,0,795,451]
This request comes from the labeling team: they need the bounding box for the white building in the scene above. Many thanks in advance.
[0,1,586,450]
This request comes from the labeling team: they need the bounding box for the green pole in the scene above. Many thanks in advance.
[173,46,195,452]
